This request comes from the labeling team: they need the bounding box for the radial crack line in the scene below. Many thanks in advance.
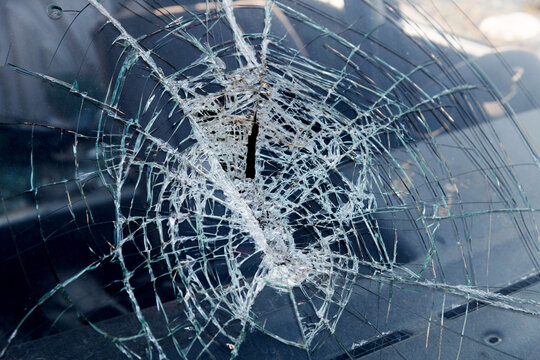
[222,0,258,67]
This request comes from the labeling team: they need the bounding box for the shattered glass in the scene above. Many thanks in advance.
[2,0,540,358]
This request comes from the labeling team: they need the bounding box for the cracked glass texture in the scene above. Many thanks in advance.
[2,0,540,359]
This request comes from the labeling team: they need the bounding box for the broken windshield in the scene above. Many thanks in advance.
[2,0,540,359]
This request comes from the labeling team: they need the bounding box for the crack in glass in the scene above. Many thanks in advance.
[2,0,540,359]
